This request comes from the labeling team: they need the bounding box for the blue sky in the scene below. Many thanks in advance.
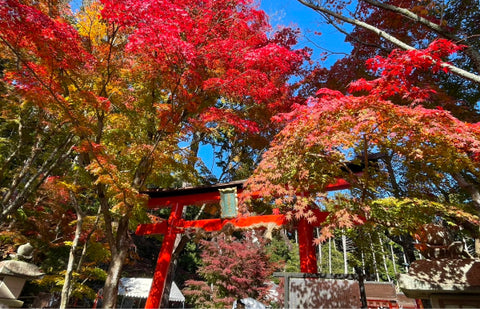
[259,0,352,66]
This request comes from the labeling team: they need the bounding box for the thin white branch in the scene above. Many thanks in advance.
[297,0,480,84]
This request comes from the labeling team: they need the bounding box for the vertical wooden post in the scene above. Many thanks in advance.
[283,273,290,309]
[297,217,317,273]
[145,204,184,309]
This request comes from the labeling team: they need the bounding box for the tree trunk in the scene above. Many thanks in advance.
[77,208,102,272]
[388,233,416,266]
[160,262,175,308]
[379,237,391,282]
[59,204,84,309]
[453,173,480,211]
[368,234,380,281]
[355,266,368,309]
[102,244,128,308]
[390,243,397,275]
[328,238,332,274]
[100,200,131,309]
[317,228,322,272]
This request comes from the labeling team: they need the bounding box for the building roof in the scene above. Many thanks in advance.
[364,281,417,307]
[118,278,185,302]
[396,293,418,307]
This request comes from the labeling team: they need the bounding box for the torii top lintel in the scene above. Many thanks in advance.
[143,178,351,209]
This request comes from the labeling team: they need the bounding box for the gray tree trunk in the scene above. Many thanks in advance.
[390,243,397,275]
[379,237,391,282]
[59,203,84,309]
[369,234,380,281]
[328,238,332,274]
[102,242,128,308]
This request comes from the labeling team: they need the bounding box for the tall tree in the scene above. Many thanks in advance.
[0,0,305,307]
[243,39,480,256]
[278,0,480,259]
[296,0,480,121]
[0,0,79,222]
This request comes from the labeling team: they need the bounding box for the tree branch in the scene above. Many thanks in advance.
[452,172,480,212]
[317,10,389,54]
[361,0,480,74]
[297,0,480,84]
[0,135,75,221]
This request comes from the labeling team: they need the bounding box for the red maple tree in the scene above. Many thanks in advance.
[243,39,480,242]
[183,232,277,308]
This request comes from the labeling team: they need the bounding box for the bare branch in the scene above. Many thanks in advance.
[297,0,480,84]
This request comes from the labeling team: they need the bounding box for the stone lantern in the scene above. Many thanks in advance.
[0,243,44,308]
[398,224,480,307]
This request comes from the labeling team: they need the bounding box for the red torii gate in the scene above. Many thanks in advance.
[136,179,351,309]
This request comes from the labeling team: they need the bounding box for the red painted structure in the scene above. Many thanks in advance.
[136,179,351,308]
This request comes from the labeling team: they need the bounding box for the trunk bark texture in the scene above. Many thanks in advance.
[101,241,129,308]
[98,185,131,309]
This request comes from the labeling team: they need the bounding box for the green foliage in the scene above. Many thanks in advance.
[40,246,70,274]
[176,241,202,283]
[266,230,300,273]
[85,241,111,264]
[81,267,108,281]
[33,269,102,302]
[71,283,97,301]
[34,274,64,293]
[1,0,306,306]
[344,225,409,282]
[317,239,347,274]
[371,197,479,236]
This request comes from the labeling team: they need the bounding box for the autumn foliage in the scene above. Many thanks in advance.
[243,39,480,241]
[3,0,480,306]
[183,232,277,308]
[0,0,305,307]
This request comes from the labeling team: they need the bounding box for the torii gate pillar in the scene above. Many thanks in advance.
[144,204,184,309]
[298,217,318,274]
[140,209,326,308]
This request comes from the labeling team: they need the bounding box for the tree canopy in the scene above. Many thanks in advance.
[0,0,305,307]
[244,0,480,256]
[2,0,480,307]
